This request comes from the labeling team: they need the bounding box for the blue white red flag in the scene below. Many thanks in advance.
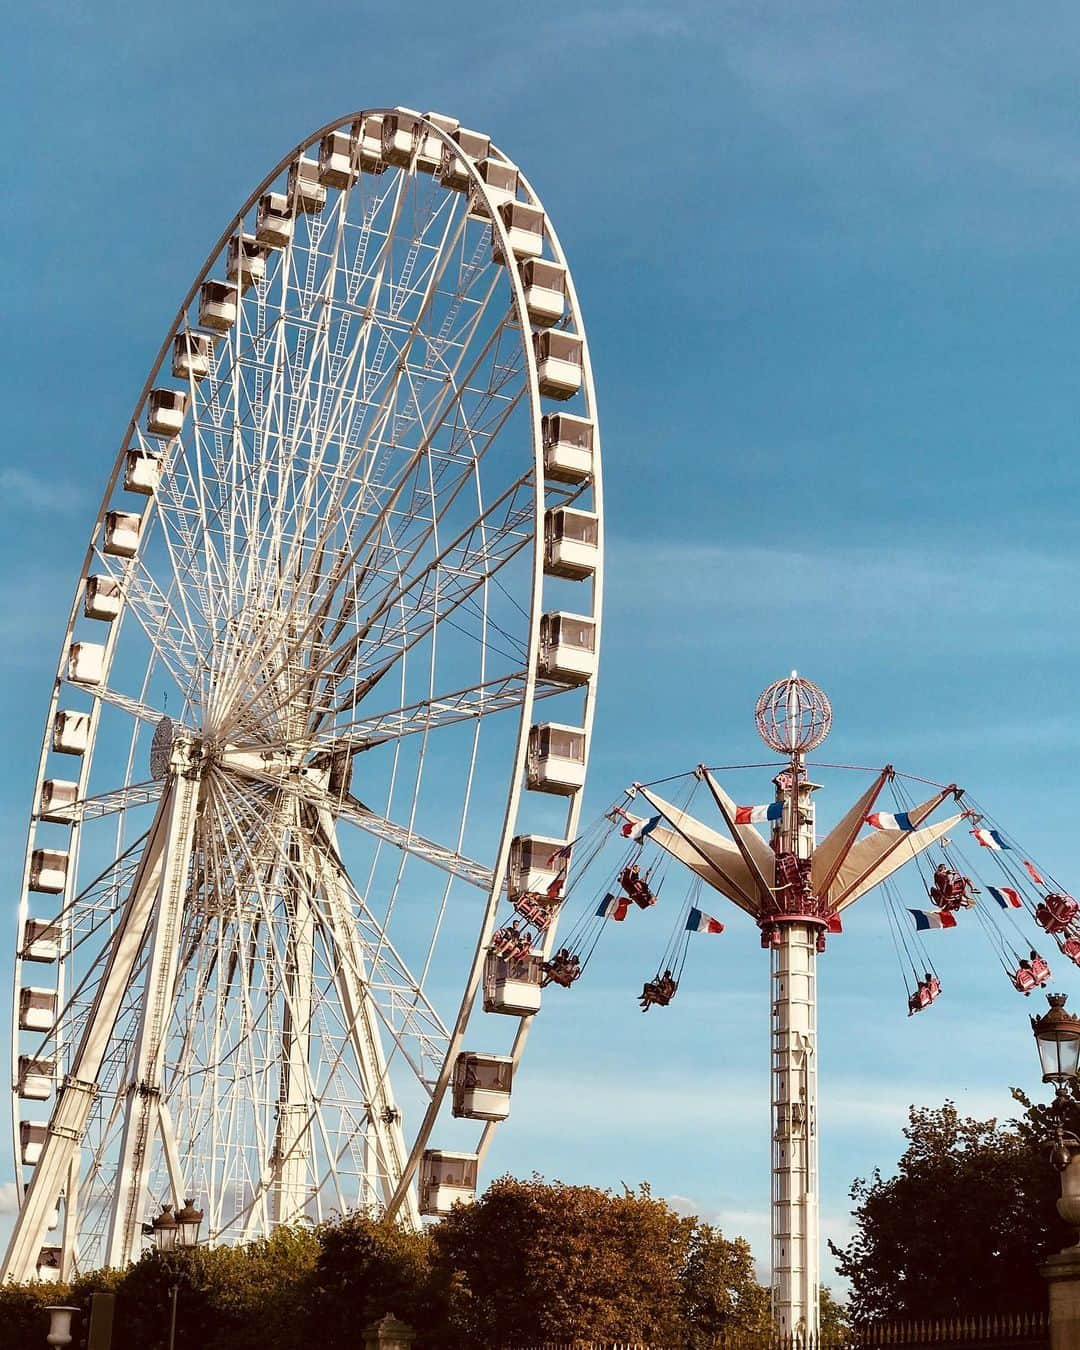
[1024,860,1045,886]
[866,811,913,832]
[546,841,574,868]
[734,802,783,825]
[685,907,724,934]
[596,893,630,922]
[971,828,1010,851]
[621,815,661,844]
[988,885,1023,910]
[909,909,958,931]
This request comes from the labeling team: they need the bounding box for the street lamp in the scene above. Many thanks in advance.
[1032,993,1080,1095]
[144,1198,203,1350]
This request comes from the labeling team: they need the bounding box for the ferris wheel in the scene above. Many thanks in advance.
[5,107,603,1282]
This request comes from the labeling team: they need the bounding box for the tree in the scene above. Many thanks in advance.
[680,1221,772,1347]
[830,1098,1070,1321]
[431,1175,769,1347]
[307,1210,434,1346]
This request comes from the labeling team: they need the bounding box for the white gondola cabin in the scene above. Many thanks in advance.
[39,779,77,824]
[53,709,90,756]
[171,332,211,381]
[452,1051,512,1121]
[354,114,385,171]
[534,331,583,400]
[483,951,543,1016]
[124,449,162,495]
[199,280,238,332]
[542,413,594,484]
[544,507,598,580]
[22,920,60,963]
[527,722,587,795]
[67,641,104,686]
[147,389,187,438]
[419,1150,478,1217]
[538,612,597,684]
[519,260,566,328]
[257,191,293,248]
[382,107,422,166]
[496,202,544,260]
[226,233,267,289]
[319,129,357,188]
[30,850,68,894]
[508,834,569,900]
[35,1247,61,1282]
[19,987,57,1033]
[104,510,142,558]
[20,1122,46,1166]
[440,127,491,191]
[18,1057,55,1102]
[85,575,121,621]
[417,111,459,172]
[288,156,326,214]
[471,159,519,218]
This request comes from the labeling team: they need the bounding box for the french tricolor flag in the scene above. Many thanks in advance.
[734,802,783,825]
[685,907,725,934]
[866,811,913,832]
[971,828,1010,851]
[596,893,630,922]
[621,815,661,844]
[909,909,958,931]
[988,885,1023,910]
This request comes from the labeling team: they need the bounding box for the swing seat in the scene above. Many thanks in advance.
[1030,956,1052,984]
[1036,902,1072,934]
[1012,966,1038,994]
[759,924,781,949]
[1062,938,1080,964]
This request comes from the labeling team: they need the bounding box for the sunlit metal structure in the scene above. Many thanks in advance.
[632,674,963,1338]
[6,107,602,1280]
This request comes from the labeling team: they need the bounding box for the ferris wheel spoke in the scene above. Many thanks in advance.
[293,471,538,737]
[324,671,567,753]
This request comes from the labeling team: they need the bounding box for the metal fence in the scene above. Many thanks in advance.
[506,1312,1050,1350]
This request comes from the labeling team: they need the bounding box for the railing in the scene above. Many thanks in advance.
[506,1311,1050,1350]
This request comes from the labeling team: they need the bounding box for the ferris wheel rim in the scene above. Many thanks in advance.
[9,107,602,1272]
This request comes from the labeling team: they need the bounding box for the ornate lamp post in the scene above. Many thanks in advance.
[1033,995,1080,1350]
[145,1199,203,1350]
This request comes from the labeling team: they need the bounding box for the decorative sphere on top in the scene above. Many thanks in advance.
[755,671,832,754]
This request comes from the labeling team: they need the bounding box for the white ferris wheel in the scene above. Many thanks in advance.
[5,107,603,1282]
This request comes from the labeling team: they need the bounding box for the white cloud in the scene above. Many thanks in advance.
[0,1183,19,1215]
[0,468,87,514]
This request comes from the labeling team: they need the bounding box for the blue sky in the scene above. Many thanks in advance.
[5,0,1080,1287]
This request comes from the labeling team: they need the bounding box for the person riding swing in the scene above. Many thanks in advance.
[620,863,657,909]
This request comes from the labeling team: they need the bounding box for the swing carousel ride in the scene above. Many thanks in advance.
[519,671,1077,1339]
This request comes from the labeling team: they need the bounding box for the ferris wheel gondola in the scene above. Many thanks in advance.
[6,107,603,1280]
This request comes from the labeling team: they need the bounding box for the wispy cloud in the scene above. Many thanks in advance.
[0,468,87,514]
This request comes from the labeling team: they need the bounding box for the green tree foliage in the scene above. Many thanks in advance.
[830,1098,1070,1321]
[0,1179,772,1348]
[306,1210,434,1346]
[431,1175,769,1347]
[680,1221,772,1348]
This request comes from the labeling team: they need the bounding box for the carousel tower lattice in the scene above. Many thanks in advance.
[632,674,964,1338]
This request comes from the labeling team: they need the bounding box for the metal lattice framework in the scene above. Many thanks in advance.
[6,107,602,1281]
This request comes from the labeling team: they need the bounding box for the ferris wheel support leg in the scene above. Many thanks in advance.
[59,1152,80,1281]
[312,816,419,1229]
[771,923,820,1341]
[104,756,201,1269]
[1,786,174,1283]
[269,835,316,1226]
